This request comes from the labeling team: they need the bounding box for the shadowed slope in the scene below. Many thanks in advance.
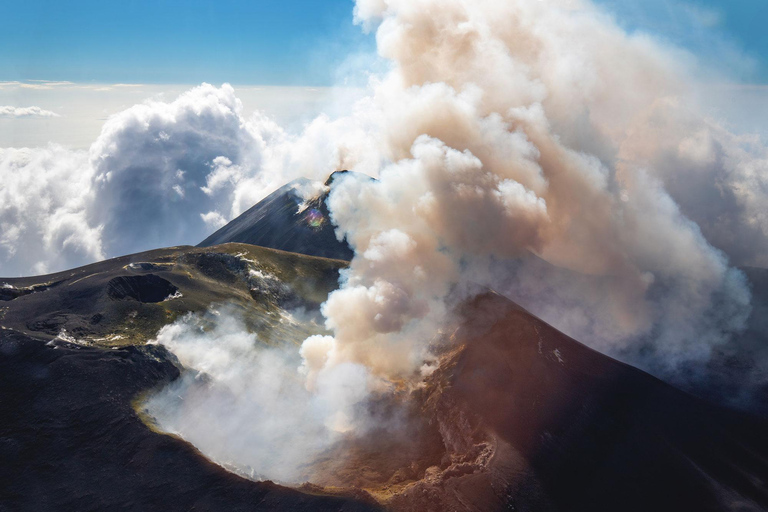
[308,293,768,511]
[417,293,768,511]
[198,173,357,261]
[0,331,380,512]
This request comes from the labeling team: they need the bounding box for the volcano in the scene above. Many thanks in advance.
[198,172,358,261]
[1,177,768,511]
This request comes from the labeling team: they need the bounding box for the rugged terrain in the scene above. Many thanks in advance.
[0,243,380,511]
[297,293,768,511]
[2,176,768,511]
[3,246,767,510]
[0,243,343,348]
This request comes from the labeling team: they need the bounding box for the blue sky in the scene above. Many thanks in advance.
[1,0,372,85]
[596,0,768,81]
[1,0,767,85]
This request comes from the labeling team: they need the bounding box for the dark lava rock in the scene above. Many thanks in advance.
[107,275,178,303]
[0,281,63,302]
[0,331,380,512]
[181,252,249,284]
[0,287,23,301]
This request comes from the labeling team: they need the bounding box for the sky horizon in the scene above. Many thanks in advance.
[2,0,373,86]
[0,82,368,148]
[3,0,768,150]
[2,0,768,86]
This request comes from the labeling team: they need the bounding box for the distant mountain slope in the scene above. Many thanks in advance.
[0,243,345,347]
[198,172,359,261]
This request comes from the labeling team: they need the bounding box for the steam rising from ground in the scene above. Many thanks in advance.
[145,306,373,483]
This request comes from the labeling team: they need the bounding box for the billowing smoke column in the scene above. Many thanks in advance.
[143,307,373,483]
[3,0,768,483]
[299,0,761,390]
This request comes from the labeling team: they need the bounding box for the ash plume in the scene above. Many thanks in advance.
[3,0,768,484]
[299,0,762,390]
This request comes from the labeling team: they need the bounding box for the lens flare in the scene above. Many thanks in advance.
[305,208,325,229]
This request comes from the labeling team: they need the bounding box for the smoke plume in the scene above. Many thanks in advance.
[298,0,762,390]
[3,0,768,482]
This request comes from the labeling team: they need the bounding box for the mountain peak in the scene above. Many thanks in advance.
[197,176,354,260]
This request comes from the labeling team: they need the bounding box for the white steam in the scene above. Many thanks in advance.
[298,0,762,386]
[144,306,373,483]
[116,0,768,486]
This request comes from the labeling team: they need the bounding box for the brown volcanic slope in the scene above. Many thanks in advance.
[308,293,768,512]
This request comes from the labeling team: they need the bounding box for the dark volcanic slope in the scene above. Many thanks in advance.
[307,293,768,512]
[411,293,768,511]
[3,226,768,510]
[0,330,379,512]
[0,244,378,511]
[198,173,356,260]
[0,243,345,347]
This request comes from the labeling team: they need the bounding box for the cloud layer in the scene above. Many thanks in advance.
[0,85,283,275]
[0,145,101,276]
[0,106,60,118]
